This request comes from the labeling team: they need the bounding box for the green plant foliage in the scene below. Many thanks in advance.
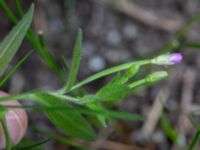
[68,60,151,92]
[31,92,97,141]
[87,102,107,127]
[63,29,82,92]
[0,98,144,121]
[14,139,49,150]
[0,4,34,77]
[0,0,62,78]
[96,74,130,102]
[0,2,193,149]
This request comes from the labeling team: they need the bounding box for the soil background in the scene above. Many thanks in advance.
[1,0,200,150]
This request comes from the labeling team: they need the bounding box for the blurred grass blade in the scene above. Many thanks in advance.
[0,1,62,78]
[38,31,47,48]
[15,0,24,17]
[183,42,200,49]
[152,11,200,56]
[188,128,200,150]
[175,11,200,40]
[62,29,82,93]
[160,113,179,143]
[0,4,34,77]
[0,0,18,23]
[0,50,33,87]
[15,139,50,150]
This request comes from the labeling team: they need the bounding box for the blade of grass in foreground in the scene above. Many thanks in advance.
[0,1,62,78]
[0,50,33,87]
[0,4,34,77]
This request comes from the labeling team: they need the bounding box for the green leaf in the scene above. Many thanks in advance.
[31,92,96,141]
[120,65,139,84]
[87,102,107,127]
[0,4,34,77]
[62,29,82,92]
[96,74,130,101]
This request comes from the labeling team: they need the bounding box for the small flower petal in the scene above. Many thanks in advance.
[169,53,182,64]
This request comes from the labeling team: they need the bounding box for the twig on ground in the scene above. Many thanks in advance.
[141,87,170,136]
[177,68,196,134]
[82,140,149,150]
[90,0,182,32]
[172,67,196,150]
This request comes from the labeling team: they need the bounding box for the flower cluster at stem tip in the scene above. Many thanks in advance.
[151,53,183,65]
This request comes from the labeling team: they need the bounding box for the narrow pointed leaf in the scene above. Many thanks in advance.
[0,4,34,77]
[96,74,130,101]
[63,29,82,92]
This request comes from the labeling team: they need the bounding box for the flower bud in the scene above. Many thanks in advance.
[151,53,182,65]
[145,71,168,83]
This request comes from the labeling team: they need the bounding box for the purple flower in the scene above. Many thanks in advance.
[168,53,182,64]
[151,53,183,65]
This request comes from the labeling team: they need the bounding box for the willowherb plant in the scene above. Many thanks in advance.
[2,1,200,150]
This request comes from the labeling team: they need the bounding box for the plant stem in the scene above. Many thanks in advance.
[59,60,151,94]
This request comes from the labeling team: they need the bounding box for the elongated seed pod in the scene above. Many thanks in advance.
[0,91,28,149]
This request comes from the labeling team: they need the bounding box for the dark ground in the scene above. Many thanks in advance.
[1,0,200,149]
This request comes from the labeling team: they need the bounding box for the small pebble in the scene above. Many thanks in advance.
[89,56,106,72]
[151,130,165,143]
[123,24,138,39]
[106,30,121,46]
[49,19,64,33]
